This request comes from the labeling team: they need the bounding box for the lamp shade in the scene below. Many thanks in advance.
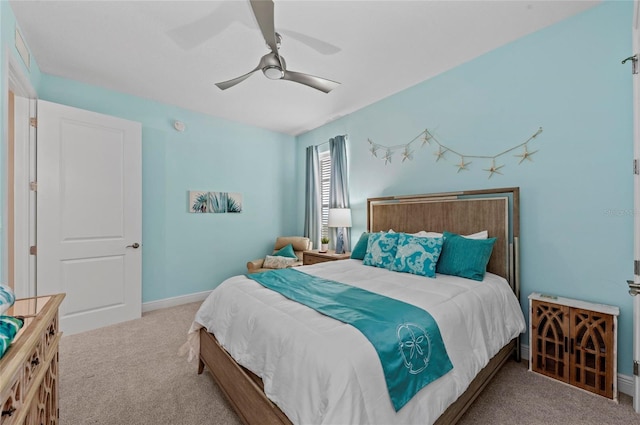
[328,208,352,228]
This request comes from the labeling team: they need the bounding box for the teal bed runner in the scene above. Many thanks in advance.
[246,268,453,411]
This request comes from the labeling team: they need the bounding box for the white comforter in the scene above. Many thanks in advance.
[184,259,525,425]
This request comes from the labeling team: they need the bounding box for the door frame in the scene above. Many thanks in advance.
[5,50,36,298]
[632,0,640,413]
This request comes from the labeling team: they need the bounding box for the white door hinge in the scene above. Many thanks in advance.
[29,117,37,128]
[29,181,37,192]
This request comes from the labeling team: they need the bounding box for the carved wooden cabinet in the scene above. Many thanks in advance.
[528,292,619,401]
[0,294,65,424]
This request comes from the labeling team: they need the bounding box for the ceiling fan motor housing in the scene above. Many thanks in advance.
[262,53,286,79]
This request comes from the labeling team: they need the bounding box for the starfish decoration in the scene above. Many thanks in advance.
[401,147,414,162]
[434,147,446,162]
[367,139,379,157]
[484,159,504,178]
[383,149,393,165]
[421,130,432,147]
[456,157,471,172]
[515,145,538,164]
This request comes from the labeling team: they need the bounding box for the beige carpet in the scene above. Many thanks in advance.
[59,302,639,425]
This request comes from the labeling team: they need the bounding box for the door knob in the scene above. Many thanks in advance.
[126,243,140,249]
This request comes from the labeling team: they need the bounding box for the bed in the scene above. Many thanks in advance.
[183,187,525,425]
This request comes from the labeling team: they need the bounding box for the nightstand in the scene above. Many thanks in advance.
[303,249,351,265]
[528,292,619,401]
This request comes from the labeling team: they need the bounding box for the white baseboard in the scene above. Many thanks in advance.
[521,344,634,397]
[618,373,635,398]
[520,343,530,366]
[142,290,212,313]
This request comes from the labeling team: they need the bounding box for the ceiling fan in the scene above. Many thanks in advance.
[215,0,340,94]
[167,1,341,55]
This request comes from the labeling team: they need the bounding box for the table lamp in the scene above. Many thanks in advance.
[328,208,352,254]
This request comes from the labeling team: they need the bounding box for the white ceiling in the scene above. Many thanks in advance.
[10,0,599,136]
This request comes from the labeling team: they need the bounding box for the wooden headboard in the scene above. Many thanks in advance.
[367,187,520,294]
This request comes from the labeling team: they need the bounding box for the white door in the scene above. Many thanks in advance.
[36,100,142,335]
[633,0,640,413]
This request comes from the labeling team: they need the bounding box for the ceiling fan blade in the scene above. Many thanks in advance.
[215,65,261,90]
[167,9,227,50]
[282,70,340,93]
[279,29,341,55]
[249,0,280,54]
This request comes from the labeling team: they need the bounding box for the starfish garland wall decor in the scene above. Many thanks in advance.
[484,159,505,178]
[367,127,542,178]
[456,157,471,172]
[421,132,432,147]
[515,145,538,163]
[383,149,393,164]
[402,146,414,162]
[369,142,378,157]
[434,146,447,162]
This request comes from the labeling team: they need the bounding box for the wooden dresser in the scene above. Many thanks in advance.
[0,294,65,424]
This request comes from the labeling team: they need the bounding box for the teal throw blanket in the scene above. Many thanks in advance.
[247,268,453,411]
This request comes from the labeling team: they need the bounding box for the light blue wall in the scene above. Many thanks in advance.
[37,75,297,303]
[296,2,635,376]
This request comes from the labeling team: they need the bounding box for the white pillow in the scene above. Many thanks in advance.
[463,230,488,239]
[263,255,298,269]
[411,230,488,239]
[412,231,441,238]
[463,230,489,239]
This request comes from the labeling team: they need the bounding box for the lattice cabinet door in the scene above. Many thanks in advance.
[570,308,615,399]
[528,293,619,402]
[530,299,570,381]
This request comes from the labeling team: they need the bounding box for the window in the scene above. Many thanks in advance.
[319,151,331,239]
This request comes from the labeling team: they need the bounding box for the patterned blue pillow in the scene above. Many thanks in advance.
[391,233,443,278]
[363,232,399,269]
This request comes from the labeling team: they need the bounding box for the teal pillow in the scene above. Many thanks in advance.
[274,243,297,258]
[391,233,443,278]
[350,232,370,260]
[436,231,496,281]
[363,232,399,269]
